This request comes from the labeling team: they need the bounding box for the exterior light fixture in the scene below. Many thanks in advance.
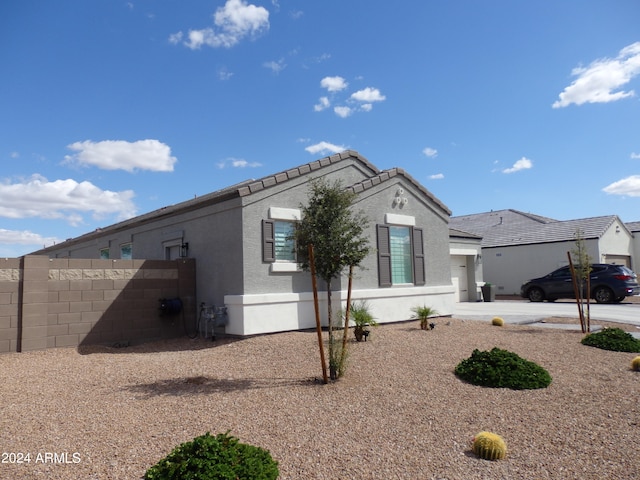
[180,242,189,257]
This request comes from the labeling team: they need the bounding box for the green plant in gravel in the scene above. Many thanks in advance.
[410,305,439,330]
[454,347,552,390]
[471,431,507,460]
[144,431,279,480]
[631,356,640,371]
[581,328,640,352]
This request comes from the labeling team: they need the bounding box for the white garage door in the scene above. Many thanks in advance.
[604,255,630,267]
[450,255,468,302]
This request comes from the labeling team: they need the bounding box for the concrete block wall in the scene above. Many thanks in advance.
[0,256,196,353]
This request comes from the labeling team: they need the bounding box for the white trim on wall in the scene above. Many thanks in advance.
[384,213,416,226]
[224,285,454,336]
[269,207,301,221]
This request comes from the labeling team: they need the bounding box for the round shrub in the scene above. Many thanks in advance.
[472,431,507,460]
[454,347,552,390]
[491,317,504,327]
[581,328,640,353]
[631,356,640,371]
[144,432,279,480]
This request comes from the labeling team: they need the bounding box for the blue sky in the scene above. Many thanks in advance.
[1,0,640,257]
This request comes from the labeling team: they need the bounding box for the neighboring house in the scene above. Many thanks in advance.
[627,221,640,269]
[450,209,636,295]
[35,151,459,336]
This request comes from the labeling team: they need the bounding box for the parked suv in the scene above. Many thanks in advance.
[520,264,639,303]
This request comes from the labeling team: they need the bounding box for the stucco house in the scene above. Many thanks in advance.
[450,209,637,296]
[35,150,469,336]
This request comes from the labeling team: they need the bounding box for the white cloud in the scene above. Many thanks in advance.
[168,31,183,44]
[289,10,303,20]
[334,106,353,118]
[320,76,348,92]
[502,157,533,174]
[631,152,640,159]
[217,157,262,168]
[263,58,286,73]
[350,87,386,103]
[0,229,61,247]
[314,96,330,112]
[0,174,136,225]
[423,147,438,158]
[305,141,346,155]
[429,173,444,180]
[218,67,234,80]
[65,139,177,172]
[10,151,19,159]
[602,175,640,197]
[552,42,640,108]
[171,0,269,49]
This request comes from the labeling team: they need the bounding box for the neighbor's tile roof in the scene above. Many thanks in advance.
[626,221,640,232]
[450,209,621,248]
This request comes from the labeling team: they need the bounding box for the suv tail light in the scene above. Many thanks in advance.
[613,274,632,281]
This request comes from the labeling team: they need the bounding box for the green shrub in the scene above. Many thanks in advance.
[581,328,640,353]
[144,432,279,480]
[454,347,552,390]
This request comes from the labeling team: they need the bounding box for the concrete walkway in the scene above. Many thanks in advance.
[452,298,640,337]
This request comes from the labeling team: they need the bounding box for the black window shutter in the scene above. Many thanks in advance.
[262,220,275,262]
[377,224,392,287]
[412,227,425,286]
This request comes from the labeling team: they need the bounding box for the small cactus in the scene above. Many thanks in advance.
[631,356,640,371]
[472,431,507,460]
[491,317,504,327]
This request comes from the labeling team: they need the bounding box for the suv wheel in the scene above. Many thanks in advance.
[528,287,544,302]
[594,287,614,304]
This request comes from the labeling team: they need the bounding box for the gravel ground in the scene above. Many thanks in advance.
[1,317,639,480]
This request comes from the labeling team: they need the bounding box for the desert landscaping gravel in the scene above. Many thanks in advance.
[1,317,639,479]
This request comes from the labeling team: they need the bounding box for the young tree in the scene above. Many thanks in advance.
[295,178,370,380]
[570,228,593,332]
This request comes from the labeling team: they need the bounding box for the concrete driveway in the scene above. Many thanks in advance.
[453,297,640,327]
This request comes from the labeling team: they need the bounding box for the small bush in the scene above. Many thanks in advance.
[454,347,552,390]
[144,432,279,480]
[491,317,504,327]
[410,305,439,330]
[631,356,640,371]
[581,328,640,353]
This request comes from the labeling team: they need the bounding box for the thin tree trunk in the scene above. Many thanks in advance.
[340,265,354,370]
[308,245,328,384]
[567,252,586,333]
[327,280,337,380]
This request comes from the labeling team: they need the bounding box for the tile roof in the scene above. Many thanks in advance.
[626,221,640,232]
[450,209,623,247]
[33,150,449,253]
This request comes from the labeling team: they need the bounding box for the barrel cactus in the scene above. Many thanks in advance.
[631,356,640,371]
[491,317,504,326]
[472,431,507,460]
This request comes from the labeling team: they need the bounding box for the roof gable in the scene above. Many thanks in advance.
[33,150,449,253]
[347,167,451,217]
